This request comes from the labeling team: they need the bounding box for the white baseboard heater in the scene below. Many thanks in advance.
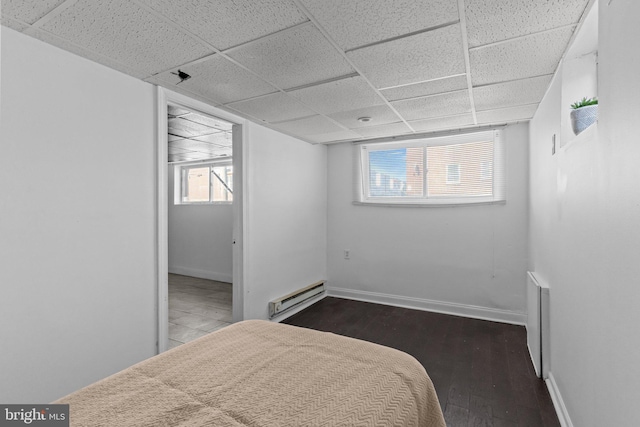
[269,281,325,319]
[526,271,550,379]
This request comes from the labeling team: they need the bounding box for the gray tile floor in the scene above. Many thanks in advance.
[168,274,232,349]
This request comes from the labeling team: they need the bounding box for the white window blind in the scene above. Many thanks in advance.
[355,130,505,206]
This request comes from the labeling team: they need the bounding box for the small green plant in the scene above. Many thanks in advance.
[571,97,598,109]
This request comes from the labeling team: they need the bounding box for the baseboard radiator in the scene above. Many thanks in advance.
[269,281,325,319]
[526,272,550,378]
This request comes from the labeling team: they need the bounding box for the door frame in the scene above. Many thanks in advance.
[156,87,245,353]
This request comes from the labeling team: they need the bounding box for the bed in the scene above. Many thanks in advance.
[56,320,445,426]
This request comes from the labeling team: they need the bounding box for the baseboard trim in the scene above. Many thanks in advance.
[527,344,541,378]
[168,266,232,284]
[326,286,526,325]
[546,372,573,427]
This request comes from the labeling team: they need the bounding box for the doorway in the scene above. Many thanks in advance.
[156,88,243,353]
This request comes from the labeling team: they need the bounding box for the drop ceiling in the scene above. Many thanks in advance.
[167,105,233,163]
[2,0,592,144]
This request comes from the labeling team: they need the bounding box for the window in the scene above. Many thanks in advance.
[356,130,505,206]
[176,161,233,204]
[446,164,461,184]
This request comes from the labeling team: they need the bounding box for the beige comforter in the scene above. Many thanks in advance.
[57,320,445,426]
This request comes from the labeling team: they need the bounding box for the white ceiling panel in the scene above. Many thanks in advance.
[169,139,220,152]
[168,106,192,117]
[168,117,217,136]
[2,17,30,32]
[137,0,308,50]
[305,130,361,144]
[156,55,277,104]
[194,133,232,147]
[353,122,413,138]
[347,24,465,89]
[288,75,385,115]
[474,74,552,111]
[182,113,233,131]
[1,0,65,24]
[272,115,345,136]
[168,146,193,155]
[299,0,459,51]
[227,24,355,90]
[39,0,214,76]
[168,153,196,163]
[328,105,401,129]
[408,114,475,132]
[470,26,575,86]
[381,75,469,102]
[465,0,589,48]
[226,93,315,123]
[476,104,539,124]
[24,27,150,79]
[392,90,471,121]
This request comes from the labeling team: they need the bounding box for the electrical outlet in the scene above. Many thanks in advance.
[344,250,350,260]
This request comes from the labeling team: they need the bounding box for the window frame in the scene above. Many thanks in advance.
[174,159,233,205]
[355,129,505,207]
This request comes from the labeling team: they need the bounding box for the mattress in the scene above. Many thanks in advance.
[56,320,445,426]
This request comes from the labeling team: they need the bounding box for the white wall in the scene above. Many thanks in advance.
[242,122,327,320]
[528,1,640,425]
[168,165,233,283]
[326,124,529,323]
[0,27,157,403]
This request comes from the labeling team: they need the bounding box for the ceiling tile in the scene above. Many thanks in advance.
[1,0,66,24]
[168,146,193,155]
[193,133,232,147]
[168,128,197,139]
[156,55,277,104]
[272,115,345,136]
[474,75,552,111]
[299,0,459,51]
[227,24,355,90]
[168,105,191,117]
[381,75,469,101]
[288,75,385,115]
[465,0,589,47]
[347,24,465,89]
[39,0,214,75]
[354,122,413,138]
[1,16,30,32]
[470,26,575,86]
[169,139,220,152]
[169,117,217,136]
[328,105,401,129]
[137,0,308,50]
[476,104,538,124]
[408,114,475,132]
[226,93,315,123]
[168,153,195,163]
[25,27,149,79]
[183,113,233,131]
[305,130,361,144]
[392,90,471,121]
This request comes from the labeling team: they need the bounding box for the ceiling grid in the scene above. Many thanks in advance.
[1,0,593,146]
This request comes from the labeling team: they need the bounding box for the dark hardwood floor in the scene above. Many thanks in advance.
[283,297,559,427]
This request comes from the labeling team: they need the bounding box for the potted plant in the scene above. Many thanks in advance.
[570,97,598,135]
